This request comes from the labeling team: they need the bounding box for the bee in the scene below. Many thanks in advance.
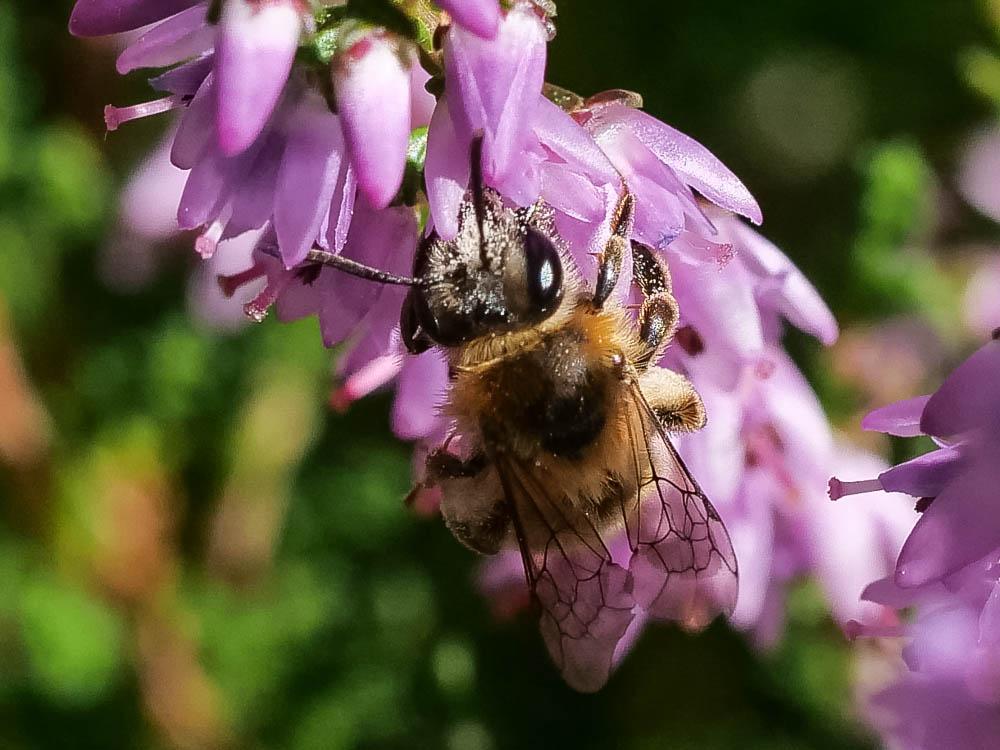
[309,136,738,692]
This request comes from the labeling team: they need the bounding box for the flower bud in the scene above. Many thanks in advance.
[436,0,500,39]
[333,33,412,210]
[216,0,302,157]
[443,3,546,183]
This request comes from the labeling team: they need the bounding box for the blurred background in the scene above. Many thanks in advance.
[2,1,999,748]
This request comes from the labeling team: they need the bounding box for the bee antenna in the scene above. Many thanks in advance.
[469,132,490,269]
[305,247,422,287]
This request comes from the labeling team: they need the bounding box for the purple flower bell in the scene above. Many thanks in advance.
[831,337,1000,589]
[334,33,413,209]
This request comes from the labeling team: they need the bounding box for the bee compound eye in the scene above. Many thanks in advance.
[523,227,563,312]
[401,290,434,354]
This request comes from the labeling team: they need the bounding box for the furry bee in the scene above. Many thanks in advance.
[311,137,738,692]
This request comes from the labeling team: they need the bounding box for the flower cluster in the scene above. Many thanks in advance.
[74,0,904,671]
[830,335,1000,746]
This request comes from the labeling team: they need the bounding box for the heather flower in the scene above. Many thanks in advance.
[425,5,622,242]
[215,0,302,156]
[855,565,1000,749]
[100,123,259,331]
[682,356,913,644]
[441,3,546,187]
[72,0,432,266]
[78,0,851,686]
[578,99,763,245]
[435,0,500,39]
[830,337,1000,589]
[333,33,413,209]
[830,337,1000,746]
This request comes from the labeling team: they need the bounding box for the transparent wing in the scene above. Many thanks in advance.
[621,380,739,629]
[494,455,635,693]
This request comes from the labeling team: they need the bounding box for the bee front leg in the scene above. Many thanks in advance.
[631,241,680,371]
[639,367,706,433]
[593,189,635,308]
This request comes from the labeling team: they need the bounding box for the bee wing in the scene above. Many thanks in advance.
[621,381,739,629]
[494,454,635,693]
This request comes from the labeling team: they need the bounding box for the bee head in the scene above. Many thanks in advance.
[401,198,565,353]
[401,136,564,354]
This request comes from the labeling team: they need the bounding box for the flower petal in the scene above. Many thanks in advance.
[409,53,436,128]
[150,53,214,96]
[176,146,227,230]
[325,164,357,255]
[69,0,203,36]
[728,220,838,345]
[334,34,411,209]
[273,104,349,267]
[225,130,285,235]
[436,0,500,38]
[317,200,415,346]
[921,339,1000,438]
[590,103,762,224]
[726,470,777,630]
[170,74,216,169]
[215,0,301,157]
[533,96,619,187]
[862,395,932,437]
[896,449,1000,587]
[393,351,449,441]
[879,447,966,498]
[425,96,470,241]
[443,4,545,182]
[591,123,687,244]
[670,249,765,376]
[115,4,212,73]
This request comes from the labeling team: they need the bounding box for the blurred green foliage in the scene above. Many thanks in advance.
[0,0,998,748]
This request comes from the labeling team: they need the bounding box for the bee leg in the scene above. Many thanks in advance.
[442,495,511,556]
[593,190,635,308]
[417,448,510,555]
[426,448,488,480]
[631,240,679,371]
[639,367,706,433]
[405,448,486,507]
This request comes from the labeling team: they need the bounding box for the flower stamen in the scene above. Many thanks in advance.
[828,477,884,501]
[104,95,186,131]
[216,263,268,298]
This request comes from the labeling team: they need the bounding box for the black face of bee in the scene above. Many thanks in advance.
[401,195,565,354]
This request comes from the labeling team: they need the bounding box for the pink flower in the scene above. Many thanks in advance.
[215,0,302,156]
[435,0,500,39]
[579,100,762,244]
[442,3,546,185]
[70,0,204,36]
[856,568,1000,749]
[833,337,1000,747]
[831,337,1000,588]
[76,0,852,687]
[334,33,412,209]
[81,1,305,160]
